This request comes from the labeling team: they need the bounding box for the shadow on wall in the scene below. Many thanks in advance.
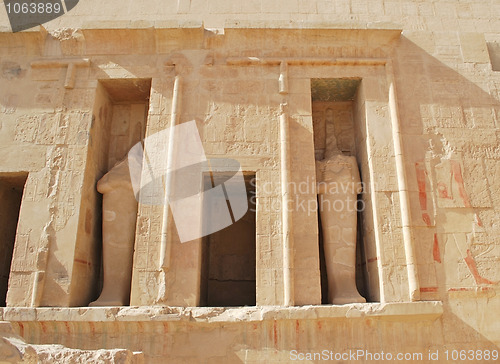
[393,36,500,349]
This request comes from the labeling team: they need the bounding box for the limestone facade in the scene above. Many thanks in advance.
[0,0,499,362]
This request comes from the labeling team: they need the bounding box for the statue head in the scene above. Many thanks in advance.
[325,108,334,123]
[324,108,341,158]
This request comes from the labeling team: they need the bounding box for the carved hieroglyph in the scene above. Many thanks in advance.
[315,108,365,304]
[89,158,138,306]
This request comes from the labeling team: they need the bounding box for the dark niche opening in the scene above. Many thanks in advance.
[0,173,27,307]
[201,174,256,307]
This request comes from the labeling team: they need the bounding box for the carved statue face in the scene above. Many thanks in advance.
[325,108,334,123]
[324,108,340,158]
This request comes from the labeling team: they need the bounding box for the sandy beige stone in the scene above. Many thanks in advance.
[0,320,143,363]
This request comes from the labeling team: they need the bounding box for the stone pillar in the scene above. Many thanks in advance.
[315,106,365,304]
[317,155,365,304]
[90,158,138,306]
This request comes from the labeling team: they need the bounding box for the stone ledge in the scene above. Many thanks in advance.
[224,19,403,31]
[0,20,203,33]
[0,302,442,323]
[0,25,42,33]
[0,20,402,33]
[81,20,204,30]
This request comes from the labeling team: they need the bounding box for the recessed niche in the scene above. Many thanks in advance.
[311,78,375,303]
[70,78,151,306]
[0,173,27,307]
[201,174,256,307]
